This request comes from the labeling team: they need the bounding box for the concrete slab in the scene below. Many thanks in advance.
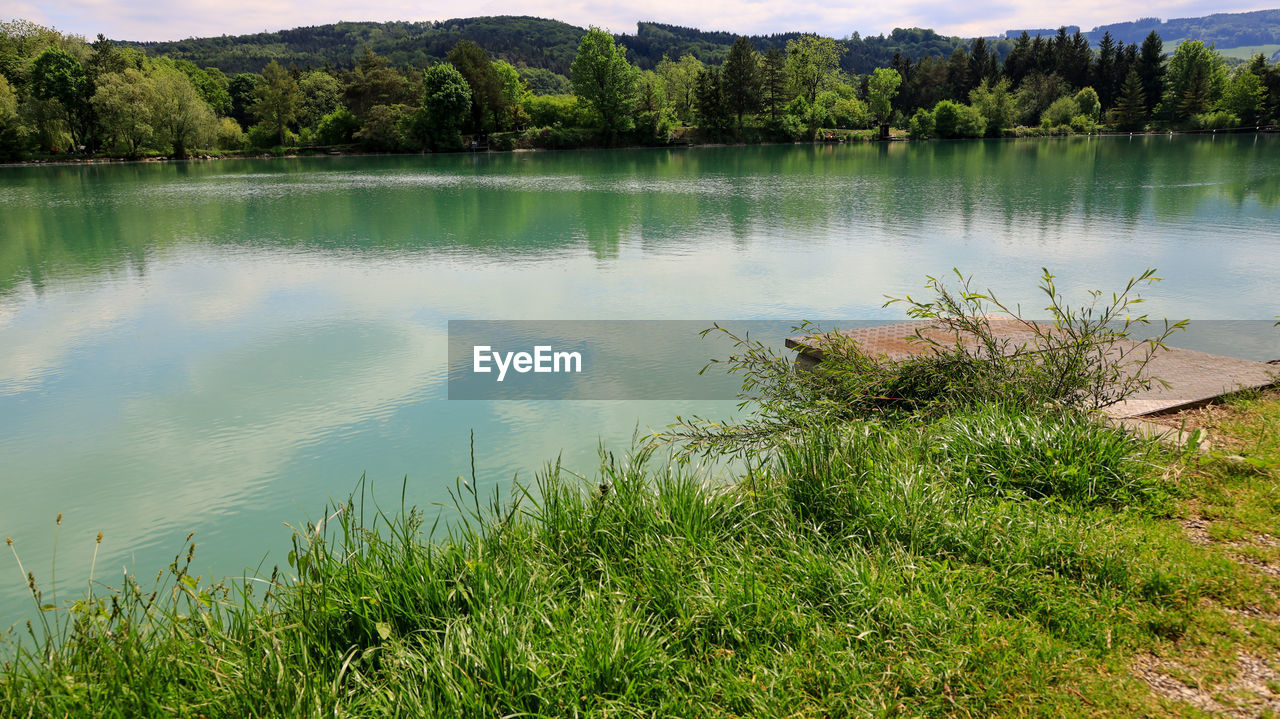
[786,321,1279,419]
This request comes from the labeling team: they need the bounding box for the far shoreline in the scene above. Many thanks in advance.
[2,127,1276,169]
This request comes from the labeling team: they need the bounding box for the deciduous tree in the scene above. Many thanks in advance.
[252,60,300,146]
[412,62,471,151]
[570,27,638,140]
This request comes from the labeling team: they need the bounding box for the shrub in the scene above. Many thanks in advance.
[524,94,592,128]
[247,121,296,149]
[355,104,411,152]
[1190,111,1240,130]
[516,126,598,149]
[316,107,359,145]
[908,108,934,139]
[1069,114,1098,133]
[932,100,986,138]
[214,117,246,151]
[1073,87,1101,120]
[660,269,1185,457]
[488,131,518,151]
[1041,96,1079,128]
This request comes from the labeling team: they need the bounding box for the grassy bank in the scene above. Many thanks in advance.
[2,394,1277,717]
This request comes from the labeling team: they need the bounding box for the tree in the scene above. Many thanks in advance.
[447,40,502,131]
[1136,32,1166,116]
[148,64,215,158]
[317,107,359,145]
[785,35,844,105]
[1164,41,1226,123]
[1041,95,1079,127]
[297,71,343,130]
[721,37,761,134]
[92,68,155,157]
[932,100,985,138]
[1074,87,1101,120]
[1053,29,1091,89]
[163,59,231,116]
[30,46,91,149]
[1015,72,1069,125]
[570,27,638,140]
[760,47,788,122]
[634,70,670,142]
[492,60,527,130]
[412,62,471,151]
[356,104,410,151]
[867,67,901,138]
[908,107,934,139]
[969,78,1015,135]
[1093,32,1118,107]
[1003,32,1035,88]
[945,48,970,100]
[252,60,300,146]
[1245,53,1280,124]
[227,73,263,127]
[1111,69,1147,131]
[1219,69,1265,125]
[694,65,731,137]
[655,54,704,124]
[345,47,408,117]
[967,37,997,89]
[0,73,27,159]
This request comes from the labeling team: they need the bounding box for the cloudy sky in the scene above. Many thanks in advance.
[6,0,1277,42]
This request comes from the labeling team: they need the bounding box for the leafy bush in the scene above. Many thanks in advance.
[355,104,411,152]
[1041,96,1079,128]
[1069,114,1098,133]
[214,117,246,151]
[932,100,986,138]
[523,94,592,128]
[1073,87,1101,120]
[316,107,359,145]
[516,126,599,149]
[661,269,1185,457]
[247,121,296,149]
[1190,111,1241,130]
[908,108,934,139]
[488,131,518,151]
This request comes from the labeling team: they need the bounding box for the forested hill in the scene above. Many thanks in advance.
[123,17,586,75]
[1008,8,1280,53]
[121,16,983,76]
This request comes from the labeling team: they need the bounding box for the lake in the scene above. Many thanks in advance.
[2,136,1279,620]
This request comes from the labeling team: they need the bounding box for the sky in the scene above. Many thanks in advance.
[5,0,1278,42]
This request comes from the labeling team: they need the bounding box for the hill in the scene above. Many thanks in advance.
[120,16,985,77]
[1007,8,1280,60]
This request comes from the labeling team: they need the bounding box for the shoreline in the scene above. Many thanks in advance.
[4,127,1276,168]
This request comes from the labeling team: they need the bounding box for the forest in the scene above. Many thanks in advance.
[1010,9,1280,54]
[0,17,1278,160]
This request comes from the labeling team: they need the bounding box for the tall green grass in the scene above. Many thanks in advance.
[2,405,1216,717]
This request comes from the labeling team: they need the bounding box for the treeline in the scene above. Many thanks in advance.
[900,28,1280,138]
[125,17,989,78]
[1082,9,1280,52]
[2,18,1279,161]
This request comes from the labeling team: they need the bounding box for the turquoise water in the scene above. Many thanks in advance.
[1,136,1279,620]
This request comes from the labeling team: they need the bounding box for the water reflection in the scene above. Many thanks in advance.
[1,137,1278,620]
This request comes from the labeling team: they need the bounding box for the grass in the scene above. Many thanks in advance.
[3,395,1279,717]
